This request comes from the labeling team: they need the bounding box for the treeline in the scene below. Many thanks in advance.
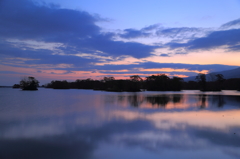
[13,73,240,92]
[45,74,183,92]
[183,73,240,91]
[45,73,240,92]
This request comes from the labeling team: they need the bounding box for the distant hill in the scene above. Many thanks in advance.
[184,67,240,82]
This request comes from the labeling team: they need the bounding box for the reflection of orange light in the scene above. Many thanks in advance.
[110,109,240,130]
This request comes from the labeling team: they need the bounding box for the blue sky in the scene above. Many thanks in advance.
[44,0,240,29]
[1,0,240,85]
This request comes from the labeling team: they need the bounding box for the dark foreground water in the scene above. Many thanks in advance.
[0,88,240,159]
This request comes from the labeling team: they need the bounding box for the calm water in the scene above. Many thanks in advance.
[0,88,240,159]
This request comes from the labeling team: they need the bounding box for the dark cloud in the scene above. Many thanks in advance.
[160,53,170,57]
[0,71,29,75]
[98,71,196,77]
[142,24,160,31]
[0,41,98,68]
[167,21,240,51]
[25,53,98,67]
[93,62,238,73]
[120,28,151,39]
[156,27,203,38]
[186,29,240,50]
[118,26,208,44]
[0,0,100,40]
[221,18,240,28]
[0,0,156,59]
[80,33,157,58]
[119,24,160,39]
[228,44,240,51]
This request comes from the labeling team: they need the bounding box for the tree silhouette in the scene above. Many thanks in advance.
[195,73,206,91]
[20,76,39,90]
[145,74,176,91]
[130,75,143,82]
[215,74,225,90]
[215,74,225,82]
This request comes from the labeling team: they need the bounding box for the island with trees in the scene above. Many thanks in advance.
[19,76,39,90]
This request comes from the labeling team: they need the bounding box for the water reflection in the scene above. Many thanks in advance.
[198,94,207,108]
[106,94,240,110]
[1,89,240,159]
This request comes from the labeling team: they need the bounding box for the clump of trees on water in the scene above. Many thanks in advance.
[19,76,39,90]
[45,74,183,92]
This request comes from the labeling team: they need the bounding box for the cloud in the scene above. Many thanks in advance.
[156,27,205,39]
[0,0,239,85]
[0,0,100,40]
[165,18,240,51]
[0,0,156,59]
[0,71,29,75]
[75,33,158,58]
[93,62,238,72]
[160,53,169,57]
[168,28,240,51]
[119,24,160,39]
[142,24,160,31]
[0,41,99,69]
[221,18,240,28]
[120,28,151,39]
[118,25,210,45]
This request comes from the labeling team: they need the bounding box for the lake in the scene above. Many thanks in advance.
[0,88,240,159]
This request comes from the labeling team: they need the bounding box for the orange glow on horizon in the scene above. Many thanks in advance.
[140,68,209,74]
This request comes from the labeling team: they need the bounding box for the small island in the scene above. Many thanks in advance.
[19,77,39,90]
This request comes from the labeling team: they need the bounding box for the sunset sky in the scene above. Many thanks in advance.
[1,0,240,85]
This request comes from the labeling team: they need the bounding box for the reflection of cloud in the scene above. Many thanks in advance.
[110,110,240,130]
[195,128,240,147]
[1,90,240,158]
[223,148,240,158]
[1,108,240,159]
[111,130,207,152]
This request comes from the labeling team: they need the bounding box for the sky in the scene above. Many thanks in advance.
[1,0,240,85]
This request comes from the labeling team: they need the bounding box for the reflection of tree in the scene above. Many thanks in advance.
[198,95,207,109]
[146,95,170,107]
[104,95,117,105]
[117,96,125,103]
[217,95,225,107]
[127,95,144,107]
[211,95,225,108]
[195,73,207,91]
[172,95,182,103]
[126,94,183,108]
